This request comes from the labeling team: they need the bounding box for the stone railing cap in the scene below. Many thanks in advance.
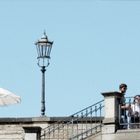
[101,91,123,97]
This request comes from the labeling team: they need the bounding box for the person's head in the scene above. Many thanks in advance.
[119,83,127,94]
[134,95,140,104]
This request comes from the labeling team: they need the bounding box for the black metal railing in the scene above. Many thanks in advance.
[69,123,102,140]
[41,100,104,140]
[119,96,140,129]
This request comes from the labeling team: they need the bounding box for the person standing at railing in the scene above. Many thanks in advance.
[130,95,140,128]
[119,83,131,129]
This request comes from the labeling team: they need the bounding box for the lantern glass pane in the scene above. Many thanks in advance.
[44,45,47,57]
[36,45,42,58]
[47,46,51,58]
[39,45,42,57]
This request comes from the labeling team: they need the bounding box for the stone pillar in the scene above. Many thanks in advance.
[101,91,122,133]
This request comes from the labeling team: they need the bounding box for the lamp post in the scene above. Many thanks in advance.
[35,32,53,116]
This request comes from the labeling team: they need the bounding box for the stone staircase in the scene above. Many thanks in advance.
[41,100,104,140]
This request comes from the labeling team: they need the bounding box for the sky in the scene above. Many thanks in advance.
[0,0,140,117]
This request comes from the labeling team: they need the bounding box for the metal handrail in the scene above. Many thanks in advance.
[119,96,139,129]
[41,99,104,139]
[69,124,103,140]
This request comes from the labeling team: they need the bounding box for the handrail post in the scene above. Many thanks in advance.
[101,91,122,133]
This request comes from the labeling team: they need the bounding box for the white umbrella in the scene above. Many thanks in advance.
[0,88,21,106]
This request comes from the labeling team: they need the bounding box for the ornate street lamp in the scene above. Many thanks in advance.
[35,32,53,116]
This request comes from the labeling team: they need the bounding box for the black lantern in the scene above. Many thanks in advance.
[35,32,53,67]
[35,32,53,116]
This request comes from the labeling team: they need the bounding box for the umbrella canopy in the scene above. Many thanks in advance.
[0,88,21,106]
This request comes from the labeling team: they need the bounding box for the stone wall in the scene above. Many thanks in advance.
[0,117,49,140]
[0,117,102,140]
[86,129,140,140]
[0,124,23,140]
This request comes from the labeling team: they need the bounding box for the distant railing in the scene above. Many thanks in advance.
[119,96,140,129]
[41,100,104,140]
